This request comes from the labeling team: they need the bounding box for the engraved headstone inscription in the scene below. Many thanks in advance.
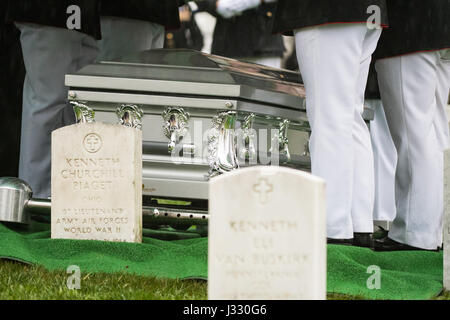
[208,166,327,300]
[51,106,143,243]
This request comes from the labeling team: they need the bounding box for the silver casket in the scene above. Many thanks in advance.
[65,49,373,218]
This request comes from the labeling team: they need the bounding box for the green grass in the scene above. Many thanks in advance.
[0,259,355,300]
[0,260,445,300]
[434,291,450,300]
[0,259,207,300]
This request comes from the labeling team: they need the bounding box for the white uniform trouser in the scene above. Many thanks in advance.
[367,99,397,222]
[97,16,165,62]
[16,23,99,198]
[294,24,382,239]
[375,50,450,250]
[241,56,282,69]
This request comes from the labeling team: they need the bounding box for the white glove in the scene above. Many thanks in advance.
[217,0,261,19]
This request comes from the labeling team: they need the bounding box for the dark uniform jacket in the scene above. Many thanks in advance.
[198,0,285,58]
[273,0,388,34]
[0,7,25,176]
[375,0,450,59]
[1,2,6,25]
[5,0,180,39]
[165,13,204,51]
[100,0,181,30]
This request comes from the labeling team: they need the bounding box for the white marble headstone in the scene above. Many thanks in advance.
[208,166,326,300]
[444,149,450,290]
[51,122,142,243]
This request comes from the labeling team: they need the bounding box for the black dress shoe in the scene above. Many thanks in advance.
[373,237,439,252]
[327,238,353,246]
[353,233,373,248]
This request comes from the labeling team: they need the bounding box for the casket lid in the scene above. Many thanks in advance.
[66,49,305,110]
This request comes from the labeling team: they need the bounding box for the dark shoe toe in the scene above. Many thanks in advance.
[327,238,353,246]
[353,233,373,248]
[373,237,438,252]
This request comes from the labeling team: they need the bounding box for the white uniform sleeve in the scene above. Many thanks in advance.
[216,0,261,19]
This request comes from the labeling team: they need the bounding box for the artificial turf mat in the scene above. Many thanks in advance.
[0,222,444,300]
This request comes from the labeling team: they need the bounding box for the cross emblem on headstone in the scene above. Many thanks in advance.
[87,136,99,149]
[253,178,273,204]
[83,133,102,153]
